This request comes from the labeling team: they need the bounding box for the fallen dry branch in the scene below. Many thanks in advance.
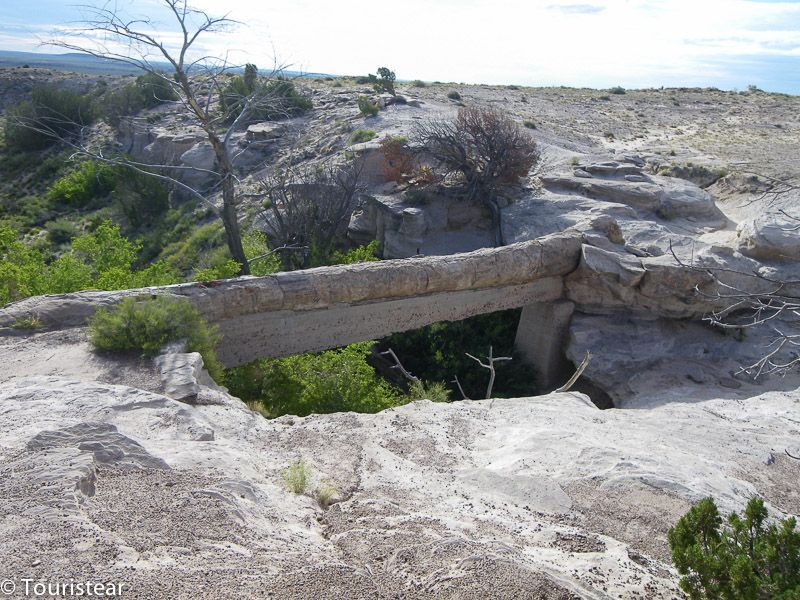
[556,351,592,393]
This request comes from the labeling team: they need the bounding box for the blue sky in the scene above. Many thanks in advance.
[1,0,799,93]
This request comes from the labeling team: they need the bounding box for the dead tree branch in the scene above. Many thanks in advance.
[668,239,800,379]
[380,349,421,384]
[465,346,512,399]
[451,375,471,401]
[556,351,592,393]
[258,157,366,268]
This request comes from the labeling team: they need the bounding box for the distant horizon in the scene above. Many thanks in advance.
[1,0,799,95]
[1,48,797,96]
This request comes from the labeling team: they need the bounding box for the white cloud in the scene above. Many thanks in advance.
[3,0,800,90]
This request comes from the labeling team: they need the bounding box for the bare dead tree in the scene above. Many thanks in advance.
[465,346,512,399]
[412,106,540,245]
[258,157,365,268]
[22,0,305,275]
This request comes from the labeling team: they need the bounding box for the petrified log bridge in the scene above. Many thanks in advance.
[0,231,721,387]
[0,233,581,369]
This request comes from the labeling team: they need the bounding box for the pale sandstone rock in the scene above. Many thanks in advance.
[0,375,796,598]
[737,211,800,261]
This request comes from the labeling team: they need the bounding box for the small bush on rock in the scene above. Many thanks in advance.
[282,459,309,494]
[413,105,539,198]
[349,128,377,145]
[103,72,178,126]
[446,90,461,100]
[357,96,379,117]
[407,379,451,403]
[219,70,312,123]
[380,135,415,182]
[669,496,800,599]
[89,295,223,380]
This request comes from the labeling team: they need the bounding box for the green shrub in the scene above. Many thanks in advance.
[242,230,282,276]
[412,80,427,88]
[523,119,537,129]
[357,96,379,117]
[171,226,280,281]
[220,73,312,123]
[258,78,313,119]
[4,86,96,151]
[191,260,241,282]
[609,86,626,95]
[192,229,282,281]
[669,496,800,599]
[10,315,42,330]
[243,64,258,93]
[226,341,406,417]
[89,295,223,380]
[0,220,180,307]
[160,222,227,274]
[407,379,451,403]
[446,90,462,101]
[315,482,338,508]
[48,161,116,206]
[349,128,377,145]
[0,226,47,305]
[328,241,381,264]
[112,165,169,227]
[103,72,178,126]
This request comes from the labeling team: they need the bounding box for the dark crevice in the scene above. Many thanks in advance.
[569,376,615,409]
